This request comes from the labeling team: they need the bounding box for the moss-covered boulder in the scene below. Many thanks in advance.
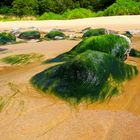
[129,48,140,58]
[82,28,109,38]
[31,50,138,103]
[18,31,40,40]
[46,34,130,63]
[44,31,65,40]
[0,32,16,45]
[123,31,133,38]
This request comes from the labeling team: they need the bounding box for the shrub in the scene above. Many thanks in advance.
[12,0,39,17]
[62,8,94,19]
[103,0,140,16]
[0,6,13,15]
[44,31,65,40]
[31,50,138,103]
[38,8,94,20]
[38,12,63,20]
[0,32,16,45]
[18,31,40,40]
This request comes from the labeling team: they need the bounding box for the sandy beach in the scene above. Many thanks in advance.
[0,16,140,140]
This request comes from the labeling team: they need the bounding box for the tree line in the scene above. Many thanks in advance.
[0,0,116,16]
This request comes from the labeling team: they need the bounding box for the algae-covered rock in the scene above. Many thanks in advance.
[46,34,130,63]
[123,31,133,38]
[18,31,40,40]
[82,28,109,38]
[0,32,16,45]
[129,48,140,58]
[44,31,65,40]
[31,50,138,103]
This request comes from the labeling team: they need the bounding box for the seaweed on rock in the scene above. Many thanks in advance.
[0,32,16,45]
[44,31,65,40]
[31,50,138,103]
[45,34,130,63]
[18,31,40,40]
[129,48,140,58]
[82,28,109,38]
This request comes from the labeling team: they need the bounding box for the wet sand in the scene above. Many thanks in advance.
[0,16,140,140]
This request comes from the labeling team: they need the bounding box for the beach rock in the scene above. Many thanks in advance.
[54,36,64,40]
[129,48,140,58]
[44,31,65,40]
[31,50,138,103]
[68,34,77,40]
[122,31,133,38]
[82,28,109,38]
[18,31,40,40]
[10,27,21,35]
[46,34,130,63]
[0,32,16,45]
[81,27,92,33]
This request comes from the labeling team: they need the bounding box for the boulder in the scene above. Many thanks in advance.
[31,50,138,103]
[44,31,65,40]
[46,34,130,63]
[18,31,40,40]
[0,32,16,45]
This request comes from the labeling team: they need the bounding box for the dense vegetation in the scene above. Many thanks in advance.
[0,0,140,20]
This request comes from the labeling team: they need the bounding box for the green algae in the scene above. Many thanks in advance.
[31,50,138,104]
[0,32,16,45]
[18,31,40,40]
[45,34,130,63]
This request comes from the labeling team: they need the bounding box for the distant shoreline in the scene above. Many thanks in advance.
[0,15,140,31]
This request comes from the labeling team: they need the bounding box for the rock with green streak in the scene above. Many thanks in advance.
[31,50,138,103]
[44,31,65,40]
[129,48,140,58]
[0,32,16,45]
[18,31,40,40]
[82,28,109,38]
[46,34,130,63]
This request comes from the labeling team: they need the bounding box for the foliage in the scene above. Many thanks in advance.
[2,53,43,65]
[38,8,94,20]
[38,0,75,15]
[18,31,40,40]
[44,31,65,40]
[63,8,94,19]
[38,12,63,20]
[0,0,140,20]
[12,0,39,17]
[31,50,138,103]
[102,0,140,16]
[0,6,13,15]
[0,32,16,45]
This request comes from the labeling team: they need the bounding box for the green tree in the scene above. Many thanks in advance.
[12,0,38,17]
[38,0,75,14]
[0,0,14,6]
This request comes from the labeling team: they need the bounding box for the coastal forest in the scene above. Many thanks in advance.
[0,0,140,20]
